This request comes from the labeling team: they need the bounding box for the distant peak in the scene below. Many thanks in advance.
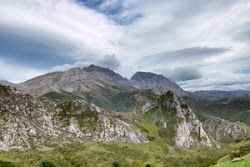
[131,71,164,80]
[82,64,125,81]
[82,64,109,72]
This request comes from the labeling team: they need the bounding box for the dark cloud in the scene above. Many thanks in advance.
[141,47,229,65]
[0,24,79,69]
[166,67,202,82]
[96,55,121,70]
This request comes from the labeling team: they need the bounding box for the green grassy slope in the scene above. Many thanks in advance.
[43,91,84,101]
[213,153,250,167]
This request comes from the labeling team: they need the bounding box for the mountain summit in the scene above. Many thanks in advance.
[130,71,185,95]
[82,64,126,82]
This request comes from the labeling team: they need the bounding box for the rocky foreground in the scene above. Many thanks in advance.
[0,84,148,151]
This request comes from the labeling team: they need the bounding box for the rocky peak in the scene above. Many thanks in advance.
[131,72,165,81]
[130,72,185,96]
[142,91,213,148]
[82,64,125,82]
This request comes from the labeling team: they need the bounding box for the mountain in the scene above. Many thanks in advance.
[0,65,185,112]
[2,84,249,166]
[0,84,216,149]
[203,117,247,142]
[15,67,156,112]
[130,72,185,96]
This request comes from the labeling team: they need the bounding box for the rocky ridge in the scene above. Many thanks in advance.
[203,116,247,142]
[142,91,214,148]
[0,84,148,151]
[130,72,185,95]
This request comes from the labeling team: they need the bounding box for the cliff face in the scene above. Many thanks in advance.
[142,91,213,148]
[203,116,247,142]
[0,85,148,151]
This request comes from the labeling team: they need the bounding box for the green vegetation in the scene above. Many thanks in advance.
[206,98,250,124]
[213,153,250,167]
[43,89,156,112]
[43,91,83,101]
[185,96,250,124]
[0,160,15,167]
[1,119,247,167]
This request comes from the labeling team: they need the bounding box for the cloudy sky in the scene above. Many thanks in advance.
[0,0,250,91]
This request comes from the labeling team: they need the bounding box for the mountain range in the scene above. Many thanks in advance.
[0,65,249,166]
[1,64,250,123]
[0,65,186,112]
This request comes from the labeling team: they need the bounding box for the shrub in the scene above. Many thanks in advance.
[230,144,250,159]
[113,161,121,167]
[41,161,56,167]
[0,161,15,167]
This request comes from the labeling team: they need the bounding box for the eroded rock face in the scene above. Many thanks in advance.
[142,91,213,148]
[203,117,247,142]
[0,85,148,151]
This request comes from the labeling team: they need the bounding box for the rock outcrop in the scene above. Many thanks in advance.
[203,117,247,142]
[0,84,148,151]
[142,91,213,148]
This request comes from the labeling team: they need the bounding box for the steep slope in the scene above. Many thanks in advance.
[203,117,247,142]
[0,84,148,151]
[130,72,185,96]
[141,91,214,148]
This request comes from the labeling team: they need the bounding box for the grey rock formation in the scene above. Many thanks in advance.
[130,72,185,96]
[142,91,213,148]
[82,64,126,83]
[0,84,148,151]
[203,117,247,142]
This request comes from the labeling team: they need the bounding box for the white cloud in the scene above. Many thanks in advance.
[0,0,250,90]
[0,60,46,83]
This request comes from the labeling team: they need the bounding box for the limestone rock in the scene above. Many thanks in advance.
[203,116,247,142]
[142,91,213,148]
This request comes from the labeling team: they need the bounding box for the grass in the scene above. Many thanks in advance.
[0,134,237,167]
[213,153,250,167]
[43,91,83,101]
